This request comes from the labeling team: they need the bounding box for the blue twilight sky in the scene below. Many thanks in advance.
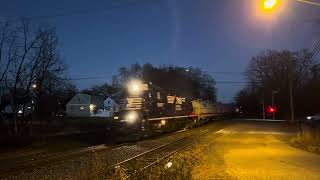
[0,0,319,102]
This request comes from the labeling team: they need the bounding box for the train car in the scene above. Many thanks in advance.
[191,100,216,125]
[111,80,194,137]
[110,79,230,139]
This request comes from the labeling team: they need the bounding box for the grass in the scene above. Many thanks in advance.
[291,127,320,153]
[0,117,110,152]
[71,142,204,180]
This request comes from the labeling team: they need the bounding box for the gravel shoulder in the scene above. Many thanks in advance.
[1,121,225,179]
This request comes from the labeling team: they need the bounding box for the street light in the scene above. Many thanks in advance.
[258,0,319,123]
[262,0,320,11]
[263,0,278,10]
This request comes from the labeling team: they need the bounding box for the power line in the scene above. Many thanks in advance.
[215,81,249,84]
[0,0,153,20]
[205,71,245,74]
[311,39,320,60]
[68,76,113,81]
[297,0,320,7]
[71,78,250,84]
[65,71,245,81]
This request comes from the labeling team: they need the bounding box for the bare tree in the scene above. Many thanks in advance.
[0,20,67,136]
[238,49,319,120]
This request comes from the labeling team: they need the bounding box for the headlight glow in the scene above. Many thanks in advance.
[161,120,166,126]
[125,111,138,124]
[113,116,119,120]
[127,79,142,95]
[263,0,278,10]
[307,116,312,120]
[89,104,95,111]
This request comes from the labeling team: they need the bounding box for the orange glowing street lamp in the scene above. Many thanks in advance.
[263,0,278,10]
[262,0,320,12]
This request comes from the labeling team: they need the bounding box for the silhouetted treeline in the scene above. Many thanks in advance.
[82,63,217,102]
[235,50,320,119]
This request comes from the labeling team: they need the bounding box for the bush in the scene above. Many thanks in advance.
[291,127,320,153]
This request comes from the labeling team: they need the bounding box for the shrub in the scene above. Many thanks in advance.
[291,127,320,153]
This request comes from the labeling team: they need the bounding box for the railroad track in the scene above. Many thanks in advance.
[108,136,194,178]
[0,134,194,179]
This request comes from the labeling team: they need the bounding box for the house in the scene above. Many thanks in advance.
[1,96,34,116]
[102,97,119,117]
[66,93,104,117]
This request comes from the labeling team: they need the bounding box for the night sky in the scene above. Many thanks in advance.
[0,0,319,102]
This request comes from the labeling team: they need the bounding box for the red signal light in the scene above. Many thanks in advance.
[267,106,277,113]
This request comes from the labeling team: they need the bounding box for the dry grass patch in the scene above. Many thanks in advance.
[74,142,206,180]
[291,128,320,153]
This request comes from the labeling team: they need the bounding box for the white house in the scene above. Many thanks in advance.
[66,93,104,117]
[102,97,119,117]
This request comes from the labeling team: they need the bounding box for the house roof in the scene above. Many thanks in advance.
[90,94,104,106]
[67,93,104,106]
[108,90,125,101]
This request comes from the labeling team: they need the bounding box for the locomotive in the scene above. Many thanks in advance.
[110,79,229,138]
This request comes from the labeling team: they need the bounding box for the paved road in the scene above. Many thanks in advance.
[193,120,320,180]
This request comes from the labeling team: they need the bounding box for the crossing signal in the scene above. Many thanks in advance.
[267,106,277,113]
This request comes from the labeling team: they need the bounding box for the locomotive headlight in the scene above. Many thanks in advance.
[127,79,142,95]
[89,104,95,112]
[125,111,138,124]
[161,120,166,126]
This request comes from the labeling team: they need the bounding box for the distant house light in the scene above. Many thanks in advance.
[89,104,95,112]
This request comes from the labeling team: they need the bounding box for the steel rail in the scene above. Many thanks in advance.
[109,136,190,168]
[125,143,191,179]
[147,113,225,121]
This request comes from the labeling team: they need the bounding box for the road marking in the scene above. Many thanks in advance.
[201,129,209,133]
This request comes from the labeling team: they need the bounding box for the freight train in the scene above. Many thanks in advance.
[110,79,231,138]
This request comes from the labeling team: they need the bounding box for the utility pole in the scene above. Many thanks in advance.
[289,59,295,123]
[272,91,278,120]
[289,75,295,123]
[262,92,265,119]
